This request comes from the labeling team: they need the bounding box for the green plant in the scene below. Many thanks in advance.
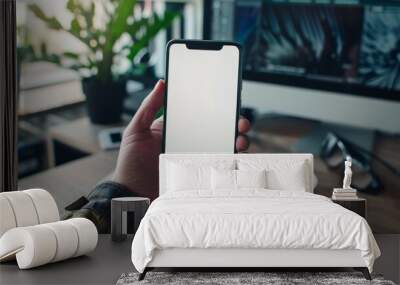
[28,0,180,83]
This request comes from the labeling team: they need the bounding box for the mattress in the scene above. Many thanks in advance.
[131,190,380,273]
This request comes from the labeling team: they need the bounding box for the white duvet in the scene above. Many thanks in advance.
[131,190,380,273]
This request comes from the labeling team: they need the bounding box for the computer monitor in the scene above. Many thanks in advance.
[206,0,400,132]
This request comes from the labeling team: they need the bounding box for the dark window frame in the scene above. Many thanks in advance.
[0,0,18,192]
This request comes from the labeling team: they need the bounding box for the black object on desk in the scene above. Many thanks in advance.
[111,197,150,242]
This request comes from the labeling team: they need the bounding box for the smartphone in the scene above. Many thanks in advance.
[163,40,242,153]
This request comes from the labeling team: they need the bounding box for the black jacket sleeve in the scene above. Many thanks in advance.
[63,181,140,233]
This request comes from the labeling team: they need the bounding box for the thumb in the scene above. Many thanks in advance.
[126,80,165,134]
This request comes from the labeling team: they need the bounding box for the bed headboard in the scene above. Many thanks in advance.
[159,153,314,195]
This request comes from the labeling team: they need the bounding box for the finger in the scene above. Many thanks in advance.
[236,135,249,152]
[150,116,164,132]
[125,80,165,134]
[238,117,251,134]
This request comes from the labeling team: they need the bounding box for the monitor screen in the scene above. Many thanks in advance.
[208,0,400,101]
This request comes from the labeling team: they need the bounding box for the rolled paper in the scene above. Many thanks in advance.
[42,221,79,262]
[66,218,98,257]
[0,189,60,239]
[0,196,17,237]
[0,218,98,269]
[24,189,59,224]
[1,192,39,228]
[0,225,57,269]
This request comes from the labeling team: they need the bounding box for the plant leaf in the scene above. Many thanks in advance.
[28,4,46,19]
[126,18,148,40]
[63,52,80,60]
[32,44,62,65]
[90,2,95,15]
[40,42,48,56]
[110,0,136,41]
[28,4,63,30]
[70,18,80,35]
[82,1,95,32]
[47,18,63,30]
[67,0,97,44]
[98,0,136,82]
[128,11,180,61]
[66,0,79,13]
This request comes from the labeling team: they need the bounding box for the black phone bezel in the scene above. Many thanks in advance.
[162,39,243,154]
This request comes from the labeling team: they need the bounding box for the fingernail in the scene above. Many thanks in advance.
[156,79,163,87]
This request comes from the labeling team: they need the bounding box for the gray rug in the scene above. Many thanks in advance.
[117,272,396,285]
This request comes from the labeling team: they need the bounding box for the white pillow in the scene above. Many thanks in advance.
[266,163,307,191]
[211,168,236,189]
[168,163,207,191]
[167,160,235,191]
[211,169,267,190]
[236,169,267,189]
[238,160,308,192]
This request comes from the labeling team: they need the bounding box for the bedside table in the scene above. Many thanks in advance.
[332,198,367,218]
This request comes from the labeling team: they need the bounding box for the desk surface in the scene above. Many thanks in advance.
[0,235,133,285]
[19,151,118,216]
[48,117,127,155]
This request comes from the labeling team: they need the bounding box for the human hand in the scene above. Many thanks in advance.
[113,80,251,200]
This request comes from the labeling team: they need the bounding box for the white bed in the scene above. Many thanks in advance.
[131,154,380,280]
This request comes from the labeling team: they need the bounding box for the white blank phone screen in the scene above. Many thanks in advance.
[165,43,240,153]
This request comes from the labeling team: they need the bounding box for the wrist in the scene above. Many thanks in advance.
[88,180,133,200]
[111,170,127,188]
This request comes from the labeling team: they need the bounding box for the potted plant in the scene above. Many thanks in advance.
[29,0,179,124]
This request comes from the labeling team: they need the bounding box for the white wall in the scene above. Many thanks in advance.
[242,81,400,134]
